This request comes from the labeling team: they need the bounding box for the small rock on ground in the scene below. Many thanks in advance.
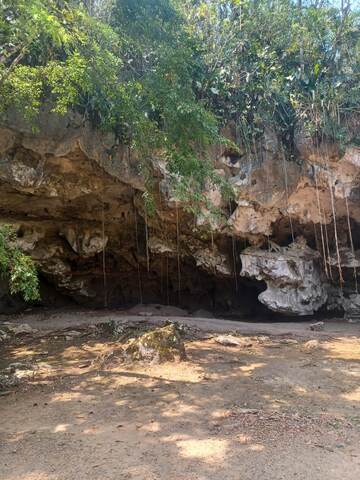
[310,321,324,331]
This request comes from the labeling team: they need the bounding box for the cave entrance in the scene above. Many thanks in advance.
[73,253,272,320]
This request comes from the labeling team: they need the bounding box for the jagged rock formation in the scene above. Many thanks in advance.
[240,239,328,315]
[343,294,360,322]
[1,109,360,317]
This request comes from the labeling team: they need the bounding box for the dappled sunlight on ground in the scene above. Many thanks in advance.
[175,437,229,463]
[50,391,94,403]
[342,387,360,402]
[1,330,360,479]
[4,474,57,480]
[322,337,360,361]
[53,424,70,433]
[247,443,265,451]
[239,362,266,375]
[161,402,200,417]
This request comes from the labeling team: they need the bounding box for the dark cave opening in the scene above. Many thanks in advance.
[5,245,271,321]
[50,252,272,320]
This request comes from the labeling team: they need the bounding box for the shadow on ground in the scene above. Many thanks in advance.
[1,327,360,480]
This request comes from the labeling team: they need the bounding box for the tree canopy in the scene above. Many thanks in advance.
[0,0,359,193]
[185,0,360,147]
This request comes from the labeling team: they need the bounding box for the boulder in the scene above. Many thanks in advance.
[309,321,325,331]
[125,324,186,363]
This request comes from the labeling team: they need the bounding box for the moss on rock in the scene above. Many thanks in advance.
[125,324,186,363]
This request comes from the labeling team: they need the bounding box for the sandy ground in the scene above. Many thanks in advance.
[1,311,360,480]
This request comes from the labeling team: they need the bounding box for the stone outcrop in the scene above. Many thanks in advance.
[1,108,360,317]
[192,247,232,277]
[343,294,360,322]
[240,240,328,315]
[61,226,108,257]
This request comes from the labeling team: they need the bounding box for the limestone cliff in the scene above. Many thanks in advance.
[1,109,359,317]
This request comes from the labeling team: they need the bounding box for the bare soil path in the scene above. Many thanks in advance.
[1,311,360,480]
[2,306,359,337]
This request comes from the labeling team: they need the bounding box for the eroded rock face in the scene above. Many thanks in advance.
[224,128,360,246]
[240,240,328,315]
[61,226,108,257]
[1,109,360,317]
[0,111,240,310]
[192,247,232,277]
[343,294,360,322]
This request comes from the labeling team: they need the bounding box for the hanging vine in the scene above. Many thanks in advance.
[133,207,143,304]
[313,164,329,278]
[327,171,344,288]
[175,201,181,305]
[343,184,358,293]
[101,200,108,308]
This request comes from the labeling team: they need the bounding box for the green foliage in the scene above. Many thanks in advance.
[0,0,359,208]
[0,226,40,302]
[183,0,360,145]
[142,190,157,217]
[0,0,222,199]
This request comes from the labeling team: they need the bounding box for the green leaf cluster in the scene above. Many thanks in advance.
[0,226,40,302]
[0,0,221,198]
[183,0,360,147]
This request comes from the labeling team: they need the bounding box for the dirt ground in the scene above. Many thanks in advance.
[1,311,360,480]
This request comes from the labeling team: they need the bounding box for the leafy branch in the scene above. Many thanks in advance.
[0,225,40,302]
